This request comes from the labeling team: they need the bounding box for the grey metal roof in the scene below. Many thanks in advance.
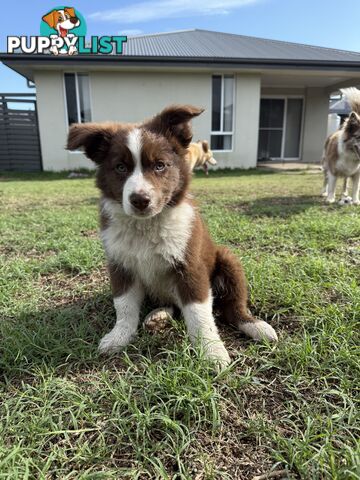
[123,29,360,62]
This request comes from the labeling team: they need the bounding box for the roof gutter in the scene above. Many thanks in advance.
[2,53,360,70]
[2,54,360,84]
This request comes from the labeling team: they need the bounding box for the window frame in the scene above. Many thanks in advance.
[259,95,305,161]
[211,74,235,153]
[63,72,92,130]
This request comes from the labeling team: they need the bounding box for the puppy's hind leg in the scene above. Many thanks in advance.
[326,172,337,204]
[339,177,352,205]
[351,171,360,205]
[212,247,278,342]
[342,177,350,197]
[321,169,328,197]
[321,149,329,197]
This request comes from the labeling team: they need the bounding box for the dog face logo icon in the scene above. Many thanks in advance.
[40,6,86,55]
[7,6,127,55]
[42,7,80,38]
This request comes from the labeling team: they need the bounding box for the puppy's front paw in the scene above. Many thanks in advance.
[338,196,352,205]
[325,197,336,204]
[204,342,231,370]
[239,320,278,342]
[98,327,133,355]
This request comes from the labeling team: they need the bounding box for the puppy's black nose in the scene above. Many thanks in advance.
[130,192,150,211]
[70,17,78,24]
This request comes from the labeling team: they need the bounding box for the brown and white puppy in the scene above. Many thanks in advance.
[67,105,277,368]
[322,88,360,205]
[186,140,217,175]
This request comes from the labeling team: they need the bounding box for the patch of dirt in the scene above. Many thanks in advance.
[0,245,58,259]
[38,267,108,298]
[80,229,99,238]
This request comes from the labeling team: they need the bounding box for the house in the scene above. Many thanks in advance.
[2,29,360,171]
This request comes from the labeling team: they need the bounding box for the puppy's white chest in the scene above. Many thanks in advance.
[101,199,195,298]
[104,225,173,283]
[336,153,360,177]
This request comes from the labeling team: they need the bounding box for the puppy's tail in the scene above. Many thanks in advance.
[341,87,360,115]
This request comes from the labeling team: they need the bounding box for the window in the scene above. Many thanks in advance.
[64,73,91,125]
[211,75,234,151]
[258,97,303,160]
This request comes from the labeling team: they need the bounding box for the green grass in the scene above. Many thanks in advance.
[0,169,359,479]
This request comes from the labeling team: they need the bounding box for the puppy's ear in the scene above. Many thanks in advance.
[67,123,115,164]
[65,7,76,17]
[145,104,204,149]
[202,140,209,153]
[42,10,58,29]
[346,111,360,133]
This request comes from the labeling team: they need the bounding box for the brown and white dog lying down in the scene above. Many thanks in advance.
[67,105,278,368]
[322,88,360,205]
[186,140,217,175]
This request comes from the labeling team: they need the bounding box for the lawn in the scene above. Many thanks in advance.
[0,169,359,479]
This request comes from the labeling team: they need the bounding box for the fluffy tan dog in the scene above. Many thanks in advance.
[322,88,360,205]
[186,140,217,175]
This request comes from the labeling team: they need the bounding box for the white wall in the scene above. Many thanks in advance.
[35,70,211,171]
[34,69,261,171]
[34,70,93,170]
[90,71,210,129]
[302,87,329,163]
[215,74,260,169]
[35,71,65,171]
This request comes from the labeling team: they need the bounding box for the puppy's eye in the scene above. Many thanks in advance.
[115,163,127,173]
[154,162,166,172]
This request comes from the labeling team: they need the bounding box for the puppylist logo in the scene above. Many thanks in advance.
[7,6,127,55]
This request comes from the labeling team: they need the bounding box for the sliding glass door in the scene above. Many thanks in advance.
[258,99,284,159]
[258,97,303,160]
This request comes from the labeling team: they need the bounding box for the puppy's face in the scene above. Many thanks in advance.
[97,127,186,219]
[67,105,204,219]
[343,112,360,160]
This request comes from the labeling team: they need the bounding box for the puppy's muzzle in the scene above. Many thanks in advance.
[129,192,151,212]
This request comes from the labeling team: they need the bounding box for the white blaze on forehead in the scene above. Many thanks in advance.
[57,10,66,20]
[123,128,154,215]
[127,128,142,167]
